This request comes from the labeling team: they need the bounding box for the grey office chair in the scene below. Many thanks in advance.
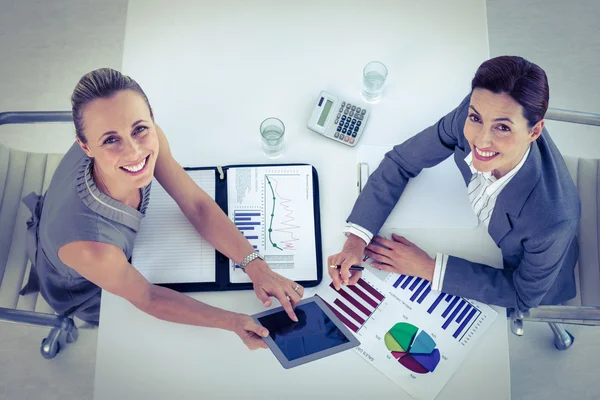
[510,108,600,350]
[0,111,78,359]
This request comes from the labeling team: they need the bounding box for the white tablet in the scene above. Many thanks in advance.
[252,296,360,369]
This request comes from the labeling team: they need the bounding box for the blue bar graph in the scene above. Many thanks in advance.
[235,210,262,263]
[410,280,429,302]
[417,285,431,304]
[401,276,413,289]
[453,308,478,339]
[427,293,446,314]
[391,272,483,342]
[442,300,466,330]
[442,297,460,318]
[456,304,472,323]
[409,277,422,291]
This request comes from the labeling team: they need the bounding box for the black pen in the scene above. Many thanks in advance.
[329,265,365,271]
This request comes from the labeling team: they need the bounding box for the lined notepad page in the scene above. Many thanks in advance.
[132,170,217,284]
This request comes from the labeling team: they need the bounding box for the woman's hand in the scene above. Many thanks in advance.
[245,260,304,322]
[230,313,269,350]
[365,234,435,281]
[328,233,367,290]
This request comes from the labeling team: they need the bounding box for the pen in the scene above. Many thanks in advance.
[356,163,362,195]
[329,265,365,271]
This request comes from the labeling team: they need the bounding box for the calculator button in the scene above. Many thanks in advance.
[350,137,355,144]
[340,107,344,113]
[350,112,355,117]
[337,112,342,118]
[357,114,363,120]
[357,120,362,126]
[346,104,351,109]
[334,119,339,124]
[351,105,356,111]
[352,132,357,137]
[356,107,361,113]
[341,114,346,119]
[344,124,349,129]
[354,125,359,131]
[352,118,357,124]
[336,125,342,132]
[361,109,366,115]
[344,109,349,115]
[339,134,345,140]
[334,132,339,138]
[344,136,350,142]
[341,101,346,107]
[342,128,347,134]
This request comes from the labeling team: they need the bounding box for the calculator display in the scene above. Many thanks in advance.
[317,100,333,127]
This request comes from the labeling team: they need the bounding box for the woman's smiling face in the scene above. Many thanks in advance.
[464,88,544,178]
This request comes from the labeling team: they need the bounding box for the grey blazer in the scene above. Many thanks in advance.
[348,94,581,311]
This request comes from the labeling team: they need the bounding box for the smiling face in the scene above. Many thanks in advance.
[76,90,159,193]
[463,88,544,178]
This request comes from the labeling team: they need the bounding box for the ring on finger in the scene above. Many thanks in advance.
[293,284,301,292]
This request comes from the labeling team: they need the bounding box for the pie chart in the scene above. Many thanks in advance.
[384,322,441,374]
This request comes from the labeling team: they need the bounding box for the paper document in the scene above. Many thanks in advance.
[132,170,217,284]
[358,145,478,229]
[314,266,497,400]
[227,166,318,283]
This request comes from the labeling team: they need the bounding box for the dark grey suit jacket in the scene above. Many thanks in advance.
[348,94,581,311]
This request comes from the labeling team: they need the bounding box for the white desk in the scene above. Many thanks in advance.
[94,1,509,399]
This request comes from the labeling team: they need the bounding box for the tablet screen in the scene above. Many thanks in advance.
[257,301,350,361]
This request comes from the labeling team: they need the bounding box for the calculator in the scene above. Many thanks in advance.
[307,90,370,147]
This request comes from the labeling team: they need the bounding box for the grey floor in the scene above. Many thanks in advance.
[1,1,599,399]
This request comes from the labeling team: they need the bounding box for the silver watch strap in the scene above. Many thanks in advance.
[240,252,263,271]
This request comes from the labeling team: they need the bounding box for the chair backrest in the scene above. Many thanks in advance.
[0,141,64,313]
[562,155,600,307]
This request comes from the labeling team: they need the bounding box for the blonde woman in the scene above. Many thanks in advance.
[23,68,303,349]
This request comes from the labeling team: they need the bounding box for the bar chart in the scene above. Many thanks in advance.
[318,277,386,333]
[392,274,483,342]
[233,210,262,268]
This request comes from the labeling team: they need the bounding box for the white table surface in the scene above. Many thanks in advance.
[94,1,510,399]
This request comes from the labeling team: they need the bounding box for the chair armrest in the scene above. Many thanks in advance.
[0,307,76,332]
[0,111,72,126]
[523,306,600,325]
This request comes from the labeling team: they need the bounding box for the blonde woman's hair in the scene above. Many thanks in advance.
[71,68,153,143]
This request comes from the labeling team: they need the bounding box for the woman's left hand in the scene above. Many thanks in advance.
[245,260,304,322]
[365,234,435,281]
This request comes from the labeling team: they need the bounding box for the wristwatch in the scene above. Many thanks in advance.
[239,252,264,272]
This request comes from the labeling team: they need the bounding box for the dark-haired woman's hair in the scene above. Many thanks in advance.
[472,56,549,128]
[71,68,153,143]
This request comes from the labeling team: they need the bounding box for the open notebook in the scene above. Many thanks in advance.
[132,164,322,292]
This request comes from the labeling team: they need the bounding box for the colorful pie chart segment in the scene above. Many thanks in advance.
[384,323,441,374]
[384,332,406,352]
[409,330,437,354]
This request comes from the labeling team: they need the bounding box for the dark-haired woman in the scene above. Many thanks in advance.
[328,56,580,311]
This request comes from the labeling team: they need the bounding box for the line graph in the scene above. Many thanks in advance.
[265,174,300,251]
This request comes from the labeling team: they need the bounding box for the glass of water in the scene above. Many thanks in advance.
[260,117,285,159]
[361,61,388,103]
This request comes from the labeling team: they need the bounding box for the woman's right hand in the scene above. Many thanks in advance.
[327,234,367,290]
[231,313,269,350]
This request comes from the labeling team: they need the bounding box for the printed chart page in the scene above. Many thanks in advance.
[132,170,217,284]
[314,266,497,400]
[227,166,318,283]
